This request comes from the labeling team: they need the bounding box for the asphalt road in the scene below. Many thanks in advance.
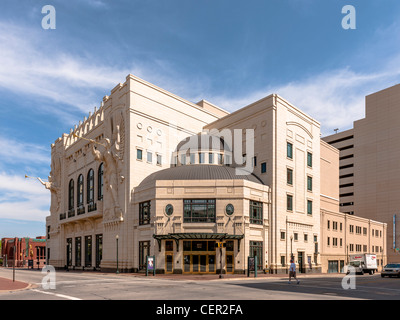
[0,268,399,301]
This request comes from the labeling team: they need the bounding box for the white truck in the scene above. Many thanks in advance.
[344,254,378,275]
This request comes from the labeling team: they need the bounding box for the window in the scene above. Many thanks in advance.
[349,244,354,252]
[68,179,74,210]
[157,154,162,166]
[280,231,286,240]
[307,176,313,192]
[183,199,216,223]
[139,201,151,225]
[304,234,308,242]
[249,241,263,270]
[250,200,263,225]
[252,156,257,167]
[218,153,223,165]
[363,227,367,235]
[147,151,152,163]
[327,237,330,246]
[85,235,92,267]
[199,153,205,164]
[261,162,267,173]
[87,169,94,204]
[98,163,103,200]
[307,152,313,167]
[225,154,231,166]
[208,153,214,164]
[287,194,293,211]
[333,238,338,247]
[139,241,150,270]
[181,154,186,165]
[165,240,174,252]
[77,174,84,207]
[75,237,81,267]
[356,226,362,234]
[287,142,293,159]
[136,149,143,160]
[294,233,298,241]
[307,200,312,215]
[350,225,354,233]
[333,221,338,230]
[327,220,330,229]
[287,168,293,185]
[281,256,286,267]
[190,153,195,164]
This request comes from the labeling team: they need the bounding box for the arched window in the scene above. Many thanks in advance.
[77,174,84,207]
[87,169,94,204]
[68,179,74,210]
[98,163,104,200]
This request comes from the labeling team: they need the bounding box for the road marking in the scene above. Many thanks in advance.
[30,289,81,300]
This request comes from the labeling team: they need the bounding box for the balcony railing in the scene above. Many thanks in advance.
[77,205,86,215]
[68,208,75,218]
[88,201,97,212]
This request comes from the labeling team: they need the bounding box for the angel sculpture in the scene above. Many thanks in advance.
[90,134,123,220]
[38,175,61,213]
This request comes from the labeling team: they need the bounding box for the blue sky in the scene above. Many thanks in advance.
[1,0,400,238]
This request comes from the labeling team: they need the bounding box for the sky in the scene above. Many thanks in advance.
[1,0,400,238]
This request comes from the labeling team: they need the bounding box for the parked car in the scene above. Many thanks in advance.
[381,263,400,278]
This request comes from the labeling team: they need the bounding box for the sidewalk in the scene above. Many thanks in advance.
[0,276,31,292]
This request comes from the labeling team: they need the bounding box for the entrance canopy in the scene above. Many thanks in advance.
[153,233,244,252]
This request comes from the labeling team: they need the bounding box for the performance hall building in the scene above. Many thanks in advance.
[44,74,386,274]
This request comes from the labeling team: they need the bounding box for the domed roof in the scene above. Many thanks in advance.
[137,164,264,188]
[175,133,230,153]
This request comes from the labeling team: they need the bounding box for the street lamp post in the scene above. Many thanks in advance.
[13,246,15,282]
[116,235,119,274]
[290,235,294,261]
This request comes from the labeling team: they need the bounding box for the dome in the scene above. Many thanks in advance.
[137,164,264,188]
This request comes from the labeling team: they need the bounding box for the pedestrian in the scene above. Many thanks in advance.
[288,259,299,284]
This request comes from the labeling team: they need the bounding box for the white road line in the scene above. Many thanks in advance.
[30,289,82,300]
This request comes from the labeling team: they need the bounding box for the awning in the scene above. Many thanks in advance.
[153,233,244,252]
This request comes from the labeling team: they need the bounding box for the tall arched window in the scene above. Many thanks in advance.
[77,174,84,207]
[98,163,104,200]
[87,169,94,204]
[68,179,74,210]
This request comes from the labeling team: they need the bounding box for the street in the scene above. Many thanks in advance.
[1,268,399,301]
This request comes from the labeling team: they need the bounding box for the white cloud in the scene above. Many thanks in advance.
[208,66,400,137]
[0,21,131,114]
[0,136,50,165]
[0,172,50,222]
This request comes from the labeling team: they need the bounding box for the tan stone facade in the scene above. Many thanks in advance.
[324,84,400,263]
[45,74,387,274]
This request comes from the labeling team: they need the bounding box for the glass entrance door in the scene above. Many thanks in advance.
[182,240,217,273]
[166,254,173,273]
[226,254,234,274]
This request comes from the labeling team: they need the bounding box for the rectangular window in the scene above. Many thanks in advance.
[139,201,151,225]
[281,255,286,267]
[85,235,92,267]
[181,154,186,165]
[139,241,150,270]
[208,153,214,164]
[249,241,263,270]
[183,199,216,223]
[287,194,293,211]
[252,156,257,167]
[307,176,313,192]
[156,154,162,166]
[294,233,298,241]
[287,168,293,185]
[287,142,293,159]
[218,153,223,164]
[333,221,338,230]
[307,200,312,215]
[307,152,313,167]
[280,231,286,240]
[261,162,267,173]
[75,237,81,267]
[147,151,152,163]
[350,225,354,233]
[304,234,308,242]
[199,153,205,164]
[250,200,263,225]
[137,149,143,160]
[190,153,195,164]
